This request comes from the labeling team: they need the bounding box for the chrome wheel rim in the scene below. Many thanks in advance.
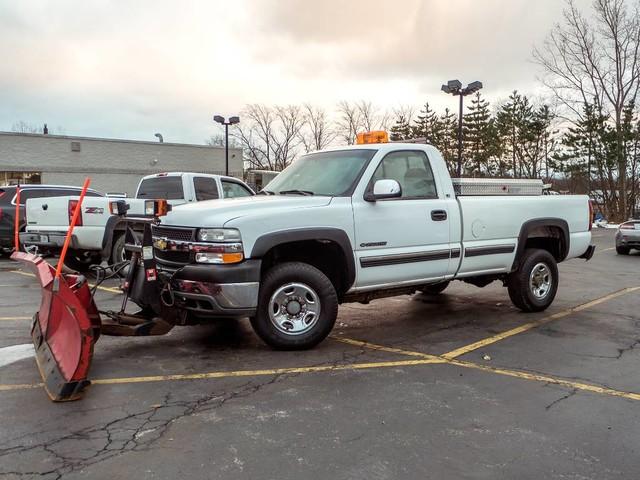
[268,282,321,336]
[529,262,552,299]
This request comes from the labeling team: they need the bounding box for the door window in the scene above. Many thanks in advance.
[370,151,437,199]
[222,181,253,198]
[194,177,219,201]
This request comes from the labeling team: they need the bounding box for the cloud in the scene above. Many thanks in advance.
[0,0,594,143]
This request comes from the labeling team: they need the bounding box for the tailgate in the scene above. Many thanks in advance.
[26,197,112,228]
[26,197,70,227]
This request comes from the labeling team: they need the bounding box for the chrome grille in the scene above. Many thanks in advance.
[152,225,195,242]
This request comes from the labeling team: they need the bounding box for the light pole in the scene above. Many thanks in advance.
[441,80,483,177]
[213,115,240,176]
[154,133,163,143]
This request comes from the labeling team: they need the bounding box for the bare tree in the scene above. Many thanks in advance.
[233,104,304,171]
[533,0,640,219]
[336,101,362,145]
[299,104,336,153]
[12,121,42,134]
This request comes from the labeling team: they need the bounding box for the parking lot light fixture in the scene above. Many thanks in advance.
[441,79,483,177]
[213,115,241,176]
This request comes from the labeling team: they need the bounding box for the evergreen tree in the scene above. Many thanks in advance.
[463,92,494,176]
[434,108,457,175]
[412,102,439,144]
[389,113,412,141]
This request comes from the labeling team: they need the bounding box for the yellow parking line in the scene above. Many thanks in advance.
[0,358,445,392]
[0,316,31,321]
[597,247,616,253]
[331,336,439,359]
[10,270,122,294]
[441,286,640,360]
[447,358,640,402]
[335,336,640,402]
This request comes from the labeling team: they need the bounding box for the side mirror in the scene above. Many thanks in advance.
[364,179,402,202]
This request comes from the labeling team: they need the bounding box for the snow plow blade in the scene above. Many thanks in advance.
[11,251,100,402]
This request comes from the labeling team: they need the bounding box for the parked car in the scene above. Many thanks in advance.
[21,172,254,270]
[615,220,640,254]
[149,139,595,350]
[0,184,103,254]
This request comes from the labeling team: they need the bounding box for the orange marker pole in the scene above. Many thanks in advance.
[55,178,91,279]
[13,185,20,252]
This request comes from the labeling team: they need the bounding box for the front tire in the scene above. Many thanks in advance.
[616,246,630,255]
[507,248,558,313]
[250,262,338,350]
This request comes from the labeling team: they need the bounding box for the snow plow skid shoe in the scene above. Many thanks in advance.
[12,251,100,402]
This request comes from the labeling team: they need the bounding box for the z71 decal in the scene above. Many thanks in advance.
[84,207,104,214]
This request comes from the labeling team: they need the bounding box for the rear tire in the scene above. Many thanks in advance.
[421,281,450,295]
[616,246,630,255]
[250,262,338,350]
[507,248,558,313]
[63,250,102,272]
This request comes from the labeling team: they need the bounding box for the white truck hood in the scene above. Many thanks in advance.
[158,195,333,228]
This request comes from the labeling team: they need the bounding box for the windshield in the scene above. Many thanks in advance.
[264,149,376,196]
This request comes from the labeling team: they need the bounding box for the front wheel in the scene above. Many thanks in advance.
[507,248,558,313]
[616,246,630,255]
[250,262,338,350]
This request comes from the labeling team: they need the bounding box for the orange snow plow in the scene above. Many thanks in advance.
[12,179,179,401]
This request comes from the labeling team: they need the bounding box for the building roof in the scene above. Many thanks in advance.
[0,131,236,151]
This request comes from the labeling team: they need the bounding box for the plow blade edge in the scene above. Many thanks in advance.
[12,252,100,401]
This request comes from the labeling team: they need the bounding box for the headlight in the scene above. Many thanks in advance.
[195,228,244,264]
[197,228,242,242]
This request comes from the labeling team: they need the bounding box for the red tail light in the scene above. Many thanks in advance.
[68,200,83,227]
[588,200,594,231]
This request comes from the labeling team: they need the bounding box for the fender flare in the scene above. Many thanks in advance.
[512,218,570,271]
[100,216,129,259]
[250,227,356,289]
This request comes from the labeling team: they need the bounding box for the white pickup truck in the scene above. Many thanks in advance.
[151,141,595,350]
[21,172,254,271]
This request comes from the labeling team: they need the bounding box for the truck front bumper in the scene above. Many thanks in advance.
[20,231,78,250]
[162,260,262,318]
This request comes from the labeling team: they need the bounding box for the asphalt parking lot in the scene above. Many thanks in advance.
[0,228,638,479]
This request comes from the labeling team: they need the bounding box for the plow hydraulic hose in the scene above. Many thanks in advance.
[55,178,91,280]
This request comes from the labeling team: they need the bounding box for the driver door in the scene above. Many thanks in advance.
[353,150,451,288]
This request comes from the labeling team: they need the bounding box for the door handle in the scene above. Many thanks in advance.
[431,210,447,221]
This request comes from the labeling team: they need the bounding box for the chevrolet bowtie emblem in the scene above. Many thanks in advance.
[153,238,168,251]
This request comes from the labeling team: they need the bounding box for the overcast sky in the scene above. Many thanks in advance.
[0,0,592,144]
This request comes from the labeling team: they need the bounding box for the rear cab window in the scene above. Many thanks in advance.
[137,177,185,200]
[194,177,220,201]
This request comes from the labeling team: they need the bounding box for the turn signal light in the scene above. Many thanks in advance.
[356,130,389,145]
[144,199,171,217]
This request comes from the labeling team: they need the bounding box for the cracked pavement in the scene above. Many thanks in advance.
[1,229,640,479]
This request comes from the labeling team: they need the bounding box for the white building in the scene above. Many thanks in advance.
[0,132,243,195]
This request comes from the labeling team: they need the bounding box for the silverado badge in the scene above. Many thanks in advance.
[153,238,168,251]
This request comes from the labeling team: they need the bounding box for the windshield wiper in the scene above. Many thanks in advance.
[279,189,314,196]
[258,190,275,195]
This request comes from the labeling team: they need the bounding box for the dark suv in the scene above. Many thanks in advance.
[0,185,103,253]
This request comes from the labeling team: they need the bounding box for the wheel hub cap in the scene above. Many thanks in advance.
[269,283,321,336]
[529,262,552,299]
